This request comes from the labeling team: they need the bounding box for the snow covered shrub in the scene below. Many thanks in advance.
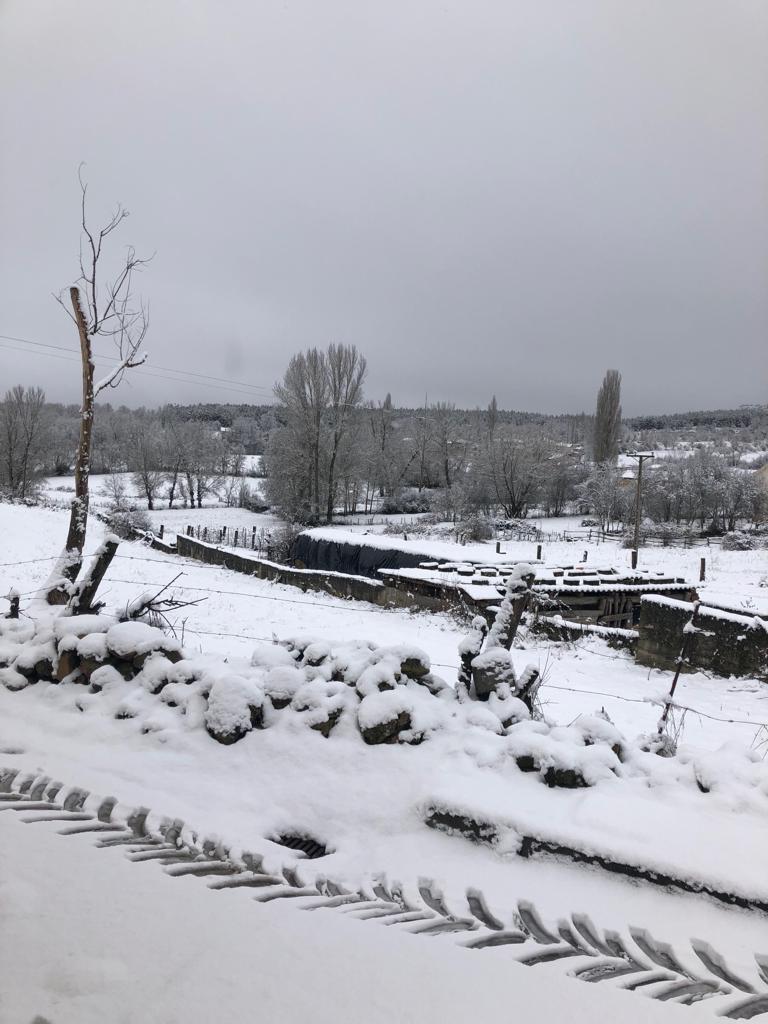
[722,530,756,551]
[204,675,266,744]
[105,506,152,539]
[455,513,495,542]
[381,514,448,538]
[268,521,304,563]
[379,488,432,514]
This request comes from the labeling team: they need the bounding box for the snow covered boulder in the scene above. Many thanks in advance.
[302,641,332,667]
[56,631,111,682]
[0,665,29,691]
[250,642,297,671]
[0,637,23,669]
[506,720,621,788]
[387,645,431,680]
[205,675,266,745]
[53,615,111,641]
[471,648,517,701]
[12,638,56,682]
[106,621,182,669]
[355,656,401,697]
[138,656,202,695]
[487,685,530,729]
[263,665,306,709]
[88,664,127,694]
[358,689,413,745]
[292,679,347,737]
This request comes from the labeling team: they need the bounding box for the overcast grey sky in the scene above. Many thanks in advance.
[1,0,766,415]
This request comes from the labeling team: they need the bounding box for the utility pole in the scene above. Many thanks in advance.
[628,452,654,564]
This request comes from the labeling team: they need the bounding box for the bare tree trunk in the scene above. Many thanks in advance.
[326,445,338,523]
[48,286,94,603]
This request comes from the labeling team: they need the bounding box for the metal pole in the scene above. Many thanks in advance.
[633,457,643,552]
[628,452,654,564]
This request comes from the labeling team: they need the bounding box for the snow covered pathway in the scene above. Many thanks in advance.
[2,766,765,1024]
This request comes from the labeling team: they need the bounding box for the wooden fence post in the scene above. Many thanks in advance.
[159,525,164,539]
[234,529,239,547]
[67,539,119,614]
[536,544,542,560]
[700,557,706,582]
[7,591,19,619]
[631,549,638,569]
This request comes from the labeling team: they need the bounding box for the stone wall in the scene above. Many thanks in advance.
[176,535,483,615]
[177,534,392,605]
[637,596,768,680]
[528,614,638,651]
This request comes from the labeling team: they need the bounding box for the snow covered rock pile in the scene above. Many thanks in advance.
[3,615,768,813]
[0,616,182,690]
[1,617,462,747]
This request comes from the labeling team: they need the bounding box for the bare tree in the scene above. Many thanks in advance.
[0,385,48,499]
[487,433,549,518]
[130,420,165,510]
[46,169,151,602]
[592,369,622,464]
[274,349,329,522]
[325,343,366,522]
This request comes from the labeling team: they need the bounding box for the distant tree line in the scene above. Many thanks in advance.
[2,354,766,537]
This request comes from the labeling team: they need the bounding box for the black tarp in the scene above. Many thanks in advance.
[293,533,442,579]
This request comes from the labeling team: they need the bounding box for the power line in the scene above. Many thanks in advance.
[545,683,768,729]
[101,575,406,615]
[0,341,269,401]
[0,335,273,401]
[0,333,273,395]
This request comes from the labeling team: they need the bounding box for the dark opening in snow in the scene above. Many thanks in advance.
[272,832,329,859]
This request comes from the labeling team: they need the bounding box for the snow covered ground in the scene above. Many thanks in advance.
[2,501,768,1021]
[3,504,767,744]
[41,471,267,514]
[0,809,696,1024]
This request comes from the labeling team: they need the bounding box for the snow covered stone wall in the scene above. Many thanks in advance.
[293,531,438,577]
[637,596,768,680]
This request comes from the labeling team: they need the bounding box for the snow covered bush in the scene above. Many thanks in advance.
[455,512,495,542]
[105,505,152,539]
[379,488,432,515]
[721,530,756,551]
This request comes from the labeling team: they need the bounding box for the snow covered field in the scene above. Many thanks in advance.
[2,501,768,1021]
